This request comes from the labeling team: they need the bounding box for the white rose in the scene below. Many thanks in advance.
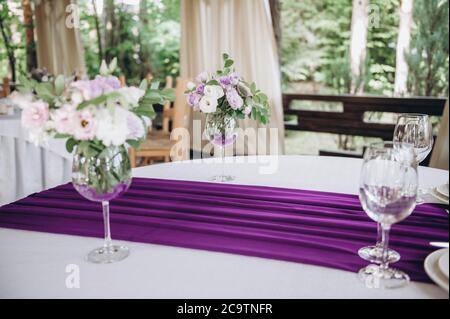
[198,96,218,113]
[118,87,145,108]
[204,85,224,98]
[96,108,129,146]
[187,81,196,91]
[9,91,33,109]
[71,91,84,105]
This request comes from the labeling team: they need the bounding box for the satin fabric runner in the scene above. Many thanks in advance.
[0,178,447,283]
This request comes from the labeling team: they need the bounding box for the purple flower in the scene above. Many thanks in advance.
[71,75,122,100]
[195,83,205,96]
[196,71,209,83]
[226,89,244,110]
[187,92,201,107]
[230,72,240,85]
[243,105,252,115]
[219,76,232,88]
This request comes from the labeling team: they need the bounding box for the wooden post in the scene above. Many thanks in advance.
[22,0,37,72]
[119,75,126,87]
[2,78,11,97]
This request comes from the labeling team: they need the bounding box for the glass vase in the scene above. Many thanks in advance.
[204,112,238,182]
[72,144,132,263]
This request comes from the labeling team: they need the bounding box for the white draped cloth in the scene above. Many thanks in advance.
[34,0,86,77]
[180,0,285,155]
[0,114,72,206]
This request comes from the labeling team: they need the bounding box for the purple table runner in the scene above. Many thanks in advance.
[0,178,448,283]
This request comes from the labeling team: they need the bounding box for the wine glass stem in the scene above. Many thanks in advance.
[221,146,225,177]
[380,224,391,270]
[376,222,382,246]
[102,201,112,249]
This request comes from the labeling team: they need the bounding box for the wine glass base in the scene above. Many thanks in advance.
[87,245,129,264]
[358,245,400,264]
[211,175,235,183]
[358,264,410,289]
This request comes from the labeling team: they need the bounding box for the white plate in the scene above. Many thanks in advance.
[438,251,449,279]
[430,189,449,205]
[425,249,449,292]
[436,183,449,199]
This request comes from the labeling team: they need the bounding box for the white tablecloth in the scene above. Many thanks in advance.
[0,114,72,206]
[0,155,448,298]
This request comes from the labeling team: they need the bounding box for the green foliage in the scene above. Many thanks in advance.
[281,0,352,92]
[0,0,26,80]
[366,0,400,95]
[280,0,448,97]
[406,0,449,97]
[78,0,180,85]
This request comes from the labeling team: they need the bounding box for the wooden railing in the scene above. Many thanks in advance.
[283,94,448,162]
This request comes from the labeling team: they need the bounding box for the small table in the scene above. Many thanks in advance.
[0,112,71,206]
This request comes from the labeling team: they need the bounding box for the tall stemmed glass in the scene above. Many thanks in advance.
[393,113,434,203]
[204,112,238,182]
[358,142,418,289]
[358,114,431,264]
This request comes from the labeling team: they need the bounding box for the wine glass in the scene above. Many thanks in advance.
[72,145,132,263]
[204,112,238,182]
[393,113,433,203]
[358,142,418,289]
[393,114,434,163]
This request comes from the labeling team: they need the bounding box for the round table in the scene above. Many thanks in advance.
[0,113,72,206]
[0,156,448,298]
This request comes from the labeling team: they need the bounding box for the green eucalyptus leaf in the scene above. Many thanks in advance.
[224,59,234,68]
[139,79,148,91]
[77,92,120,110]
[206,80,220,86]
[54,75,65,96]
[65,138,77,153]
[126,139,142,150]
[150,81,160,90]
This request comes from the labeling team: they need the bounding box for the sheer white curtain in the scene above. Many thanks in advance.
[180,0,285,155]
[35,0,86,77]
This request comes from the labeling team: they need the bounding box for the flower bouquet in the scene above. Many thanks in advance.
[11,58,174,263]
[185,53,270,181]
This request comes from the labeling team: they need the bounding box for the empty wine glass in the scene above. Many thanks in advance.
[393,114,434,164]
[394,113,433,203]
[358,142,418,289]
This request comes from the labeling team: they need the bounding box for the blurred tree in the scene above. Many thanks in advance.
[77,0,180,84]
[92,0,103,62]
[21,0,36,72]
[0,0,26,82]
[349,0,369,94]
[406,0,449,97]
[394,0,414,96]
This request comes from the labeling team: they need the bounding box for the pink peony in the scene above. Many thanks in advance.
[51,104,76,135]
[21,101,49,129]
[73,110,97,140]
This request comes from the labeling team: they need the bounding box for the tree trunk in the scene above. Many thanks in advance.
[349,0,369,94]
[394,0,414,96]
[0,14,16,82]
[103,0,115,62]
[139,0,152,79]
[269,0,281,57]
[22,0,37,72]
[92,0,103,62]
